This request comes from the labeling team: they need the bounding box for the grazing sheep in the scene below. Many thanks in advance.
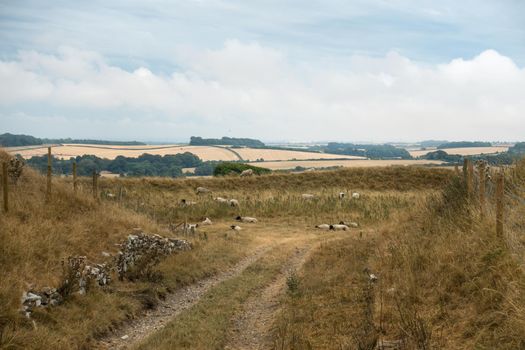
[236,216,258,223]
[330,224,349,231]
[338,192,346,199]
[302,193,315,200]
[229,199,239,207]
[180,199,196,207]
[183,223,198,235]
[215,197,228,203]
[352,192,360,199]
[339,221,359,228]
[240,169,254,177]
[230,225,242,231]
[201,217,213,225]
[196,187,211,194]
[315,224,330,230]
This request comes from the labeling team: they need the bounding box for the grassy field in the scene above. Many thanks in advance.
[1,147,524,350]
[410,146,509,158]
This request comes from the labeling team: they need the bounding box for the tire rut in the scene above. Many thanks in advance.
[96,244,274,349]
[224,242,317,350]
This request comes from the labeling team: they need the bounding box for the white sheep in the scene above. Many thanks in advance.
[201,217,213,225]
[230,225,242,231]
[229,199,239,207]
[215,197,228,203]
[236,216,258,223]
[330,224,349,231]
[180,199,196,207]
[339,221,359,228]
[315,224,330,230]
[352,192,360,199]
[185,223,198,235]
[302,193,315,200]
[196,187,211,194]
[338,192,346,199]
[240,169,254,177]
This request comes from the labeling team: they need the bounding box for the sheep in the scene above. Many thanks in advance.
[229,199,239,207]
[235,216,258,223]
[338,192,346,199]
[352,192,360,199]
[330,224,349,231]
[240,169,254,177]
[230,225,242,231]
[214,197,228,203]
[196,187,211,194]
[180,199,196,207]
[302,193,315,200]
[201,217,213,225]
[315,224,330,230]
[184,223,198,235]
[339,221,359,228]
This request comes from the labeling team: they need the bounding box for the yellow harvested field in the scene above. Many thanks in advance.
[246,159,445,170]
[410,146,508,158]
[7,144,240,161]
[6,144,365,162]
[233,148,364,161]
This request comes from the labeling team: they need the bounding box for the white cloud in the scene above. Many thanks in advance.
[1,42,524,141]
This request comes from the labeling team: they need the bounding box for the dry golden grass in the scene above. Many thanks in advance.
[250,159,445,170]
[274,160,525,349]
[410,146,509,158]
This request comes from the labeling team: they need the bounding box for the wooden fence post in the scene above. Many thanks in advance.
[92,170,99,202]
[72,162,77,193]
[478,162,486,216]
[496,171,504,237]
[2,162,8,213]
[463,158,468,182]
[46,147,52,201]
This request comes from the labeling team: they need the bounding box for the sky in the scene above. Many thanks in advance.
[1,0,524,143]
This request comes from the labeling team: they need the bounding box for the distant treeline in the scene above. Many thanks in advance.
[0,133,146,147]
[189,136,265,147]
[437,141,492,149]
[25,153,215,177]
[423,143,525,165]
[308,143,412,160]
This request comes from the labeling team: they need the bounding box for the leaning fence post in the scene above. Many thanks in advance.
[72,162,77,193]
[2,162,8,213]
[46,147,52,201]
[496,171,504,237]
[92,170,99,202]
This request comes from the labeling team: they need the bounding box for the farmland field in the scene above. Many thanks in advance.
[247,159,445,170]
[5,143,362,162]
[409,146,509,158]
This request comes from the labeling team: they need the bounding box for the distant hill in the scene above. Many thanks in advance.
[420,140,449,148]
[437,141,492,149]
[0,133,146,147]
[308,143,412,160]
[190,136,265,147]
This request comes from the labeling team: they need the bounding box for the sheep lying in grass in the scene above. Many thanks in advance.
[196,187,211,194]
[180,199,196,207]
[240,169,254,177]
[215,197,228,203]
[339,221,359,228]
[338,192,346,199]
[230,225,242,231]
[352,192,360,199]
[315,224,330,230]
[229,199,239,207]
[302,193,315,200]
[236,216,258,223]
[330,224,349,231]
[201,217,212,225]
